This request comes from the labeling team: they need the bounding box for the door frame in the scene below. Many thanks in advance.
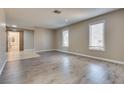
[6,30,24,52]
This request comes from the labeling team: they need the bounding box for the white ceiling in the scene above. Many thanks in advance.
[5,8,119,29]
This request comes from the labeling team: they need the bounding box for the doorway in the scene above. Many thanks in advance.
[7,31,24,52]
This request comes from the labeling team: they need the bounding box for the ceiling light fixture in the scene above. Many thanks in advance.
[65,19,68,22]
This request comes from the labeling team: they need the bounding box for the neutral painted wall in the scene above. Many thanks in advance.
[55,9,124,62]
[24,30,34,50]
[34,27,54,51]
[0,9,6,72]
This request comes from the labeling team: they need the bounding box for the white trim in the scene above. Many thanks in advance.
[35,49,56,53]
[55,49,124,65]
[0,54,7,75]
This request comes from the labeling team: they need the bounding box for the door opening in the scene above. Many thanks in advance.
[7,31,24,52]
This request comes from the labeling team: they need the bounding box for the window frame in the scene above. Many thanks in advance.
[89,20,105,51]
[62,30,69,47]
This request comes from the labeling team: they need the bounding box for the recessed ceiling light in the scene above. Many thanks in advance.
[53,10,61,14]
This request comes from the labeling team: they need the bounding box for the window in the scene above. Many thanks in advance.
[89,21,105,51]
[62,30,69,47]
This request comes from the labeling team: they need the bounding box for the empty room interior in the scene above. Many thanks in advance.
[0,8,124,84]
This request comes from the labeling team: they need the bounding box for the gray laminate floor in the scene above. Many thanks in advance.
[0,51,124,84]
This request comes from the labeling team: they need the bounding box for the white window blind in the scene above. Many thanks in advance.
[63,30,69,47]
[89,21,105,51]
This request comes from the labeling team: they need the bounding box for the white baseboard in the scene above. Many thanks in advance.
[55,49,124,65]
[35,49,56,53]
[0,53,7,75]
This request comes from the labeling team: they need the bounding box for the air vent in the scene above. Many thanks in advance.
[53,10,61,14]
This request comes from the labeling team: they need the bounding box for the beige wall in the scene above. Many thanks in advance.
[24,30,34,50]
[0,9,6,72]
[34,27,54,51]
[55,9,124,62]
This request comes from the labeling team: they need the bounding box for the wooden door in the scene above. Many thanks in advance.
[19,31,24,51]
[6,31,8,52]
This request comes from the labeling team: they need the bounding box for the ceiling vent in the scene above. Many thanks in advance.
[53,10,61,14]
